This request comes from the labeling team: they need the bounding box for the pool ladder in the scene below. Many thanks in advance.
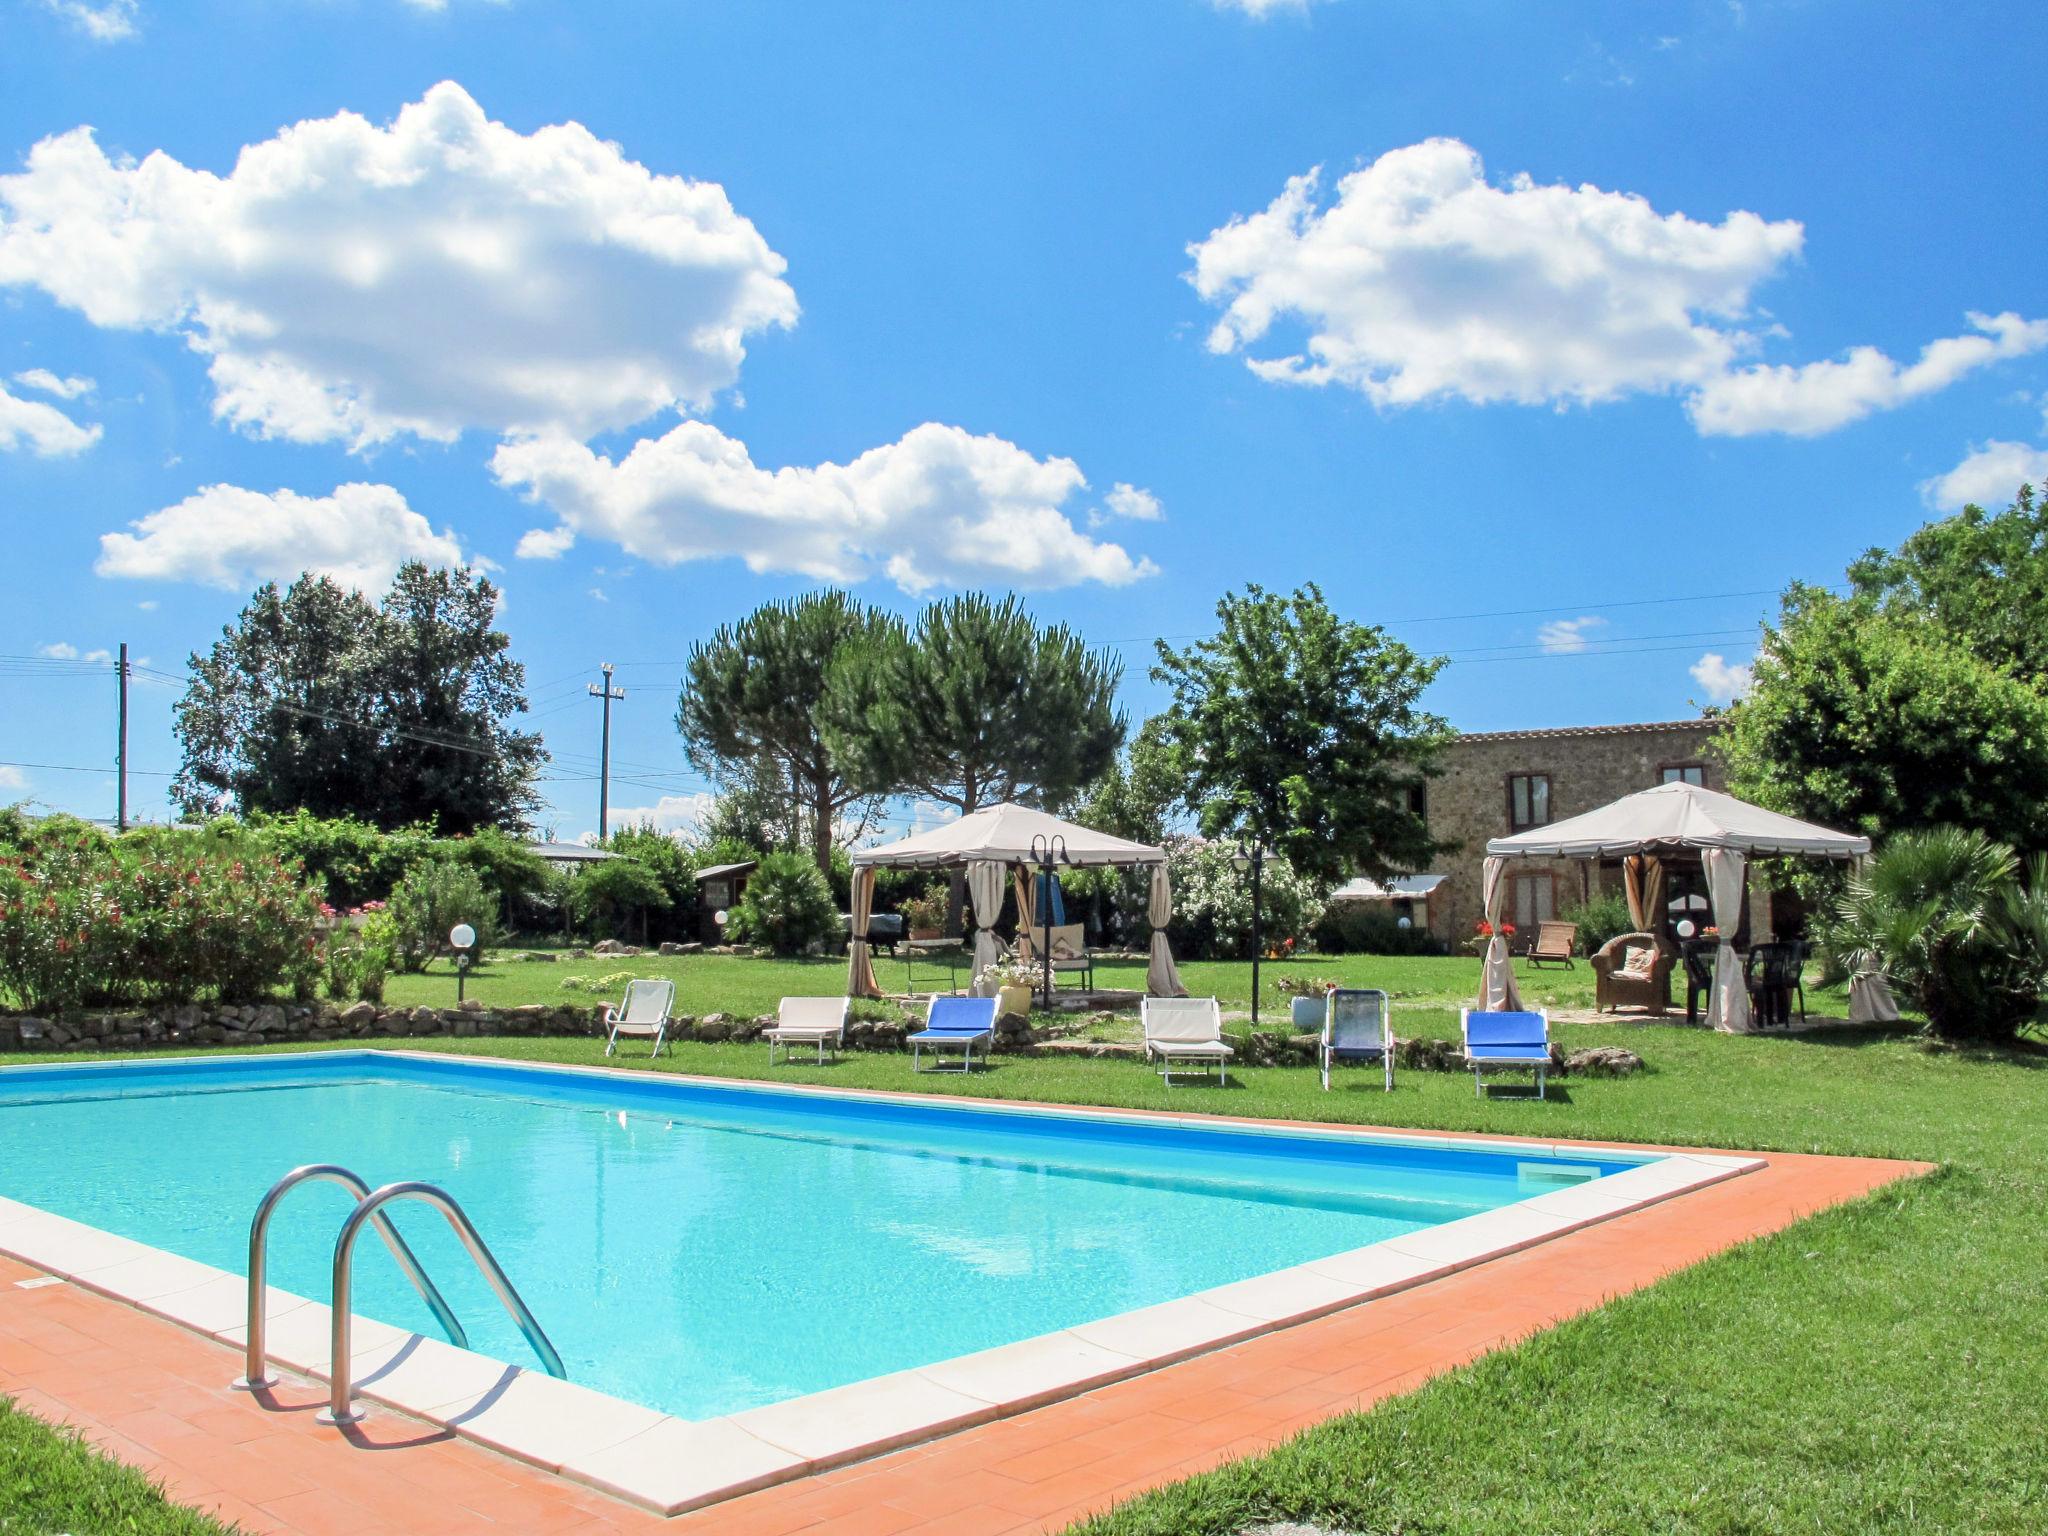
[233,1164,565,1426]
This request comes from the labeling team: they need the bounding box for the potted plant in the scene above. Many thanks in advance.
[976,957,1037,1019]
[1274,974,1338,1032]
[901,888,948,942]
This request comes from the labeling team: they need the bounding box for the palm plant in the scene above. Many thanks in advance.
[1823,827,2048,1040]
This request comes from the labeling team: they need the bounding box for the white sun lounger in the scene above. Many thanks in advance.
[1141,996,1233,1086]
[603,978,676,1058]
[765,995,850,1065]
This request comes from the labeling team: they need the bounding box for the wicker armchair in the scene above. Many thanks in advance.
[1591,932,1675,1016]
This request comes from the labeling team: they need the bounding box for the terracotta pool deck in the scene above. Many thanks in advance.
[0,1128,1927,1536]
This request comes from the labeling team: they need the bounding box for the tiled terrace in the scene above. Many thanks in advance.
[0,1134,1925,1535]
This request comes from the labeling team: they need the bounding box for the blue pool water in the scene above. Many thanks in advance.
[0,1053,1647,1419]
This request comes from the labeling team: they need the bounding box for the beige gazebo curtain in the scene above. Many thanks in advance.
[1145,865,1188,998]
[1702,847,1752,1032]
[1479,855,1523,1011]
[1622,854,1667,934]
[846,865,881,999]
[966,859,1005,995]
[1848,962,1901,1023]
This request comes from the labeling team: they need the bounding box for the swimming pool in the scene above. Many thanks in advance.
[0,1051,1757,1512]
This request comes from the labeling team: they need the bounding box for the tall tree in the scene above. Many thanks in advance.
[676,591,899,873]
[1150,583,1449,887]
[828,592,1125,814]
[1723,581,2048,849]
[173,564,541,833]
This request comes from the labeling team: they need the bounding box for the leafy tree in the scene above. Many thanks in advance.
[1064,716,1187,845]
[696,749,803,854]
[1724,585,2048,850]
[1847,484,2048,680]
[173,563,542,834]
[241,810,433,908]
[567,856,672,941]
[725,850,840,955]
[828,592,1125,813]
[601,824,700,941]
[437,825,554,927]
[1151,583,1450,887]
[677,592,899,874]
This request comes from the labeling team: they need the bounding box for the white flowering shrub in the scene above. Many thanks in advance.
[1166,839,1326,959]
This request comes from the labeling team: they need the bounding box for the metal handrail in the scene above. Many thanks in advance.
[320,1181,565,1425]
[233,1164,468,1392]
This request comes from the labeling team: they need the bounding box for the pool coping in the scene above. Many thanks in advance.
[0,1049,1764,1516]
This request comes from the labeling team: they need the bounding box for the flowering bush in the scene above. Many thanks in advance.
[1165,839,1326,960]
[0,816,322,1013]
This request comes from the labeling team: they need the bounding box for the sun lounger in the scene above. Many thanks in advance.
[765,995,850,1065]
[1460,1007,1552,1099]
[1141,996,1232,1086]
[909,995,999,1073]
[603,978,676,1058]
[1322,988,1393,1092]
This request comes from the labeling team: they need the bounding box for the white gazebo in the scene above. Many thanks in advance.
[847,803,1187,1001]
[1482,781,1872,1032]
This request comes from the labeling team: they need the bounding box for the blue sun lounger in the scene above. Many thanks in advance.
[910,995,1000,1073]
[1460,1008,1553,1100]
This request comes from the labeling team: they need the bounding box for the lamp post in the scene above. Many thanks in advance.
[449,923,477,1005]
[1028,833,1068,1009]
[1231,840,1265,1024]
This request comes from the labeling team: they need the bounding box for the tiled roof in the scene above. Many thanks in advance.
[1455,719,1721,744]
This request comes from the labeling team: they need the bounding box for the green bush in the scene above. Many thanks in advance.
[600,826,699,940]
[0,817,322,1012]
[726,851,840,955]
[559,969,638,995]
[438,826,554,926]
[1310,902,1446,955]
[567,856,672,940]
[1822,826,2048,1041]
[386,858,500,973]
[242,809,432,908]
[323,920,391,1004]
[1560,889,1635,956]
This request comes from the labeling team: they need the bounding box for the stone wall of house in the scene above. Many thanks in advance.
[1423,720,1757,949]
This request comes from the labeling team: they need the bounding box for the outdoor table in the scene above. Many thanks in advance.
[901,941,968,997]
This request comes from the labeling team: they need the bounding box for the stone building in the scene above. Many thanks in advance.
[1416,720,1758,949]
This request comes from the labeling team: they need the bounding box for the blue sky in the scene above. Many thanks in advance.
[4,0,2045,839]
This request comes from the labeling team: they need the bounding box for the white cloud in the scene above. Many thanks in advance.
[36,642,113,663]
[1920,439,2048,511]
[1691,313,2048,436]
[492,420,1159,593]
[0,82,796,450]
[12,368,95,399]
[0,764,26,791]
[1536,616,1605,654]
[38,0,138,41]
[0,382,101,456]
[515,524,577,560]
[1691,652,1753,704]
[598,793,714,839]
[1104,483,1164,521]
[1190,140,2043,436]
[96,482,469,592]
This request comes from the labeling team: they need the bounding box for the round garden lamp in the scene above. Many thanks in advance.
[449,922,477,1004]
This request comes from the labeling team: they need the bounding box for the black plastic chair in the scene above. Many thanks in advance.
[1681,942,1714,1024]
[1745,941,1808,1028]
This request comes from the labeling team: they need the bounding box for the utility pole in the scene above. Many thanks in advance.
[588,662,626,841]
[116,643,130,832]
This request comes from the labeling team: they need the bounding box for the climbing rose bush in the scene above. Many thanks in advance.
[0,818,322,1013]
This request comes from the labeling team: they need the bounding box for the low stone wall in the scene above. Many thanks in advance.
[0,1000,1039,1057]
[0,999,604,1054]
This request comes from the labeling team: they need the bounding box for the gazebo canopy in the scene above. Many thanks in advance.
[851,802,1167,869]
[1485,781,1869,862]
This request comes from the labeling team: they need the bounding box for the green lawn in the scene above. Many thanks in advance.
[3,955,2043,1534]
[383,944,1690,1028]
[0,1397,235,1536]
